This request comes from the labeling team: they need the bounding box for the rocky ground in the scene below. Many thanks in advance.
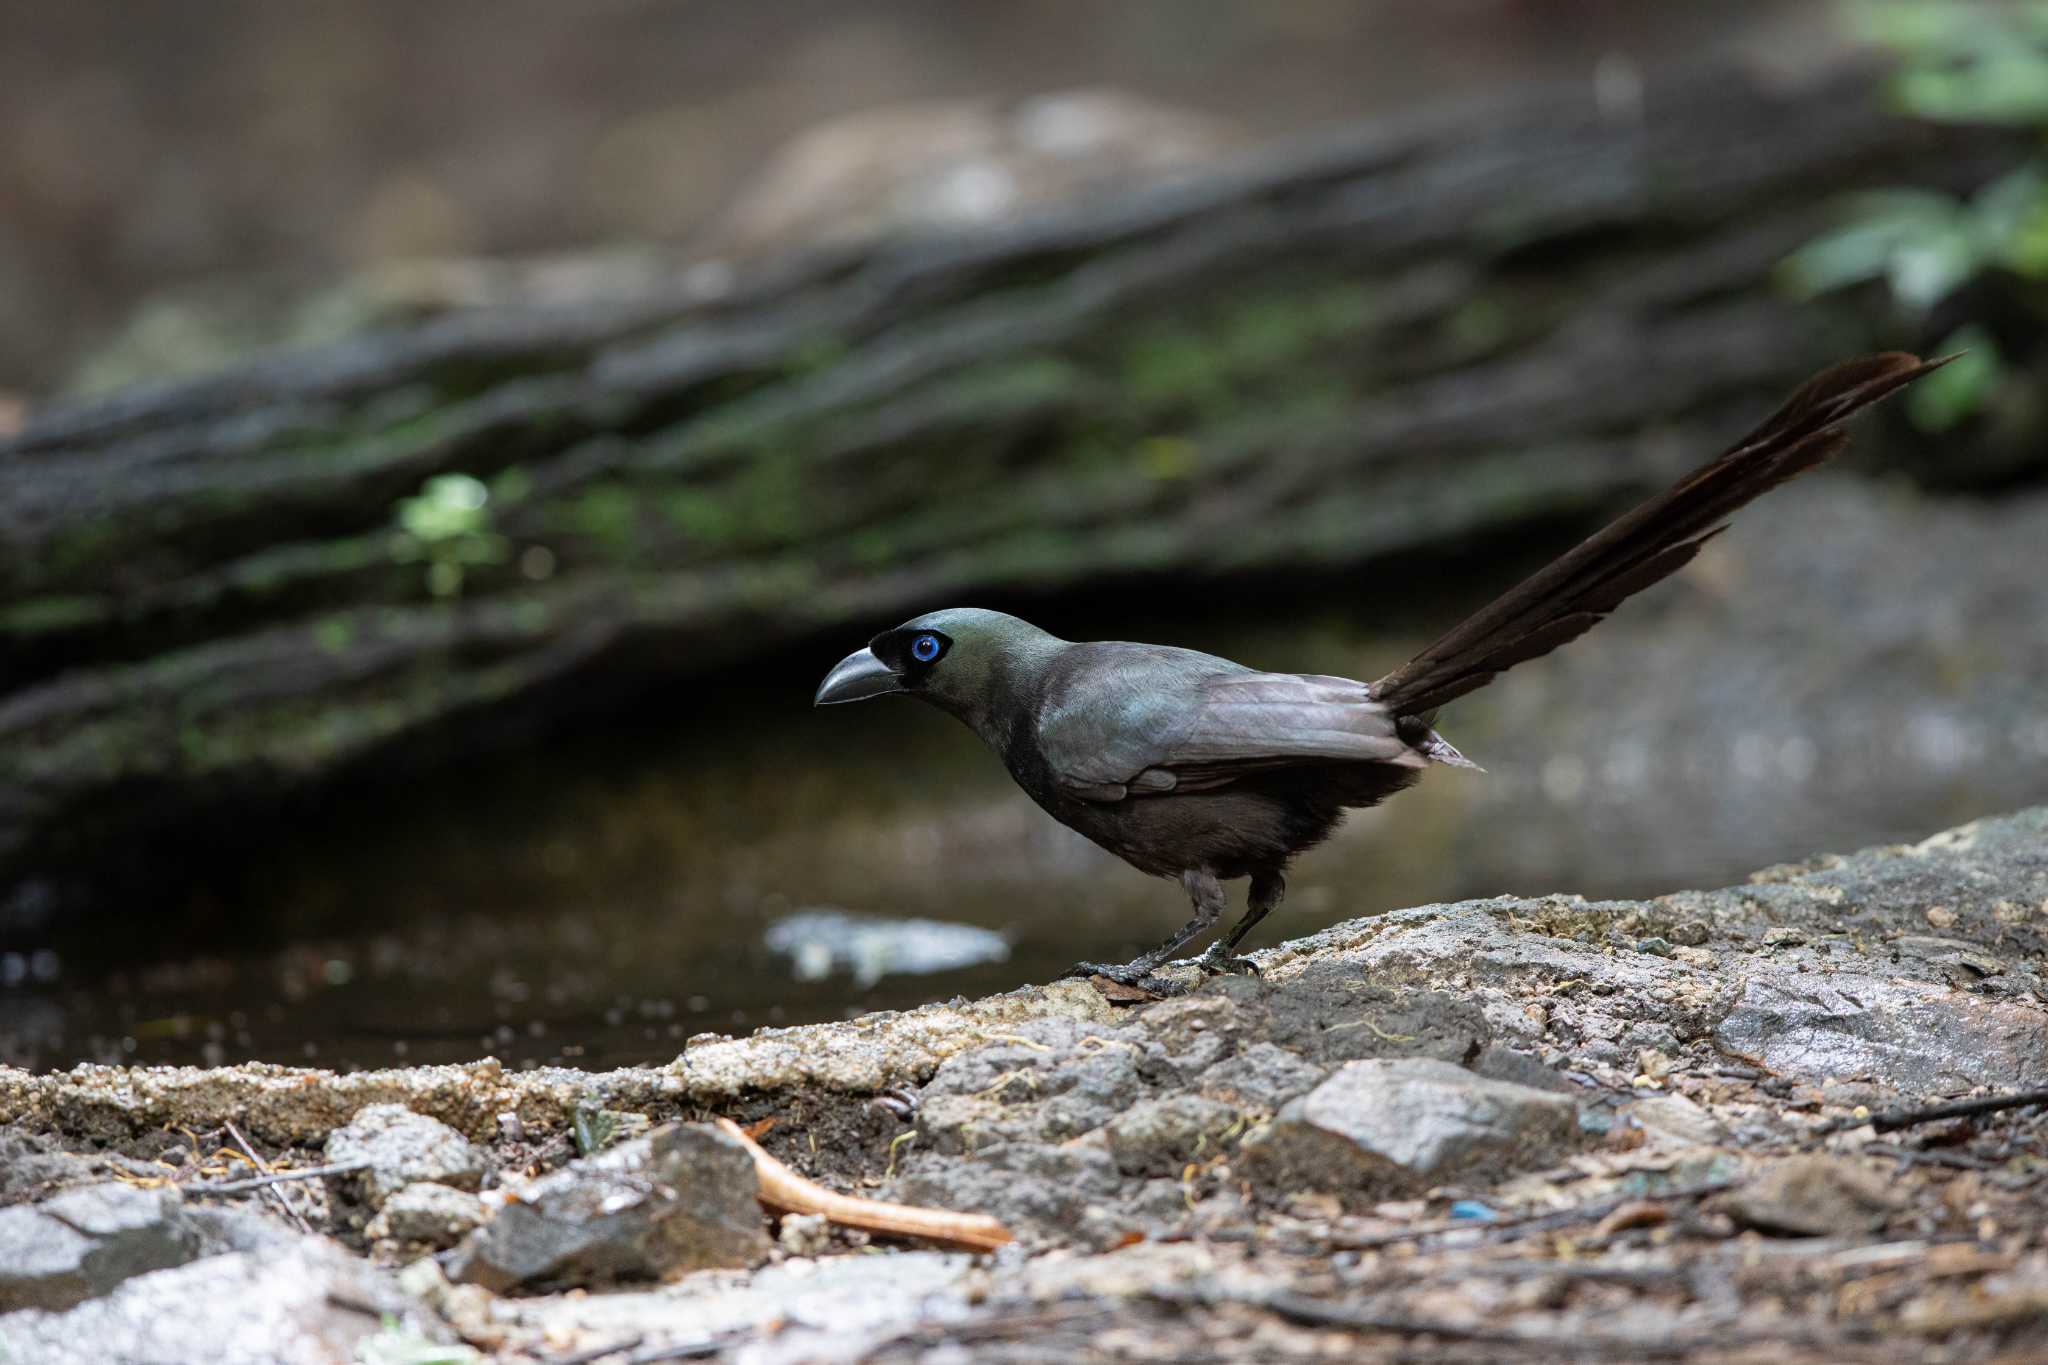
[2,808,2045,1363]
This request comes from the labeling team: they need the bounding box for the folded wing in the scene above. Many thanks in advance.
[1037,649,1421,801]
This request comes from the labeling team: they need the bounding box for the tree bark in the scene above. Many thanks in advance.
[0,61,2024,916]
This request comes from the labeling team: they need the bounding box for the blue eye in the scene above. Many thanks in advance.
[911,633,941,662]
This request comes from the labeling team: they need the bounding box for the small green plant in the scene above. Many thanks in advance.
[355,1313,480,1365]
[571,1100,619,1156]
[1782,2,2048,429]
[390,473,508,597]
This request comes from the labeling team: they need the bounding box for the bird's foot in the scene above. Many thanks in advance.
[1062,961,1187,996]
[1190,943,1262,977]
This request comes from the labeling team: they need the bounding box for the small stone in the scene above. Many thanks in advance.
[778,1212,831,1256]
[1635,937,1674,957]
[1199,1043,1328,1112]
[365,1182,490,1250]
[325,1104,486,1211]
[1238,1058,1586,1204]
[1760,927,1808,948]
[1628,1093,1726,1147]
[1721,1156,1900,1236]
[1924,906,1959,930]
[1102,1095,1240,1177]
[445,1123,768,1291]
[1669,921,1710,947]
[1636,1049,1673,1081]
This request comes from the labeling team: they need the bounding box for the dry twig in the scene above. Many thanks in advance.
[713,1117,1012,1252]
[223,1119,313,1235]
[1867,1089,2048,1135]
[188,1159,369,1194]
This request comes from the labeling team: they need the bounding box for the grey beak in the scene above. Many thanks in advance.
[814,647,904,705]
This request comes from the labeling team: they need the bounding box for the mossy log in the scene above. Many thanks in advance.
[0,62,2025,915]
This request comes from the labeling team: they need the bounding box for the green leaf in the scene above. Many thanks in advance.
[1779,191,1969,303]
[572,1101,619,1156]
[1974,164,2048,277]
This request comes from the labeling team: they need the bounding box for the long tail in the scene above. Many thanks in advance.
[1370,352,1949,718]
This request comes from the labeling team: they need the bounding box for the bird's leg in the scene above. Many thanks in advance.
[1193,870,1284,975]
[1064,868,1227,990]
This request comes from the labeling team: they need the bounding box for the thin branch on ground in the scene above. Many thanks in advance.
[223,1119,313,1236]
[187,1159,369,1194]
[1864,1143,2000,1172]
[714,1117,1012,1252]
[1866,1089,2048,1135]
[543,1337,643,1365]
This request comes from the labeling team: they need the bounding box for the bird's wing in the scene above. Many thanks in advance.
[1036,647,1421,801]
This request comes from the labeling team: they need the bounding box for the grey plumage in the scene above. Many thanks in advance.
[816,353,1946,985]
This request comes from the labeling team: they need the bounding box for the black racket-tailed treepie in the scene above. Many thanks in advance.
[815,353,1946,986]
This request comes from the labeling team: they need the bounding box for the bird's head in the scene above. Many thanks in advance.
[814,608,1063,730]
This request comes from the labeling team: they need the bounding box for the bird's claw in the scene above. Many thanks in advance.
[1062,961,1186,996]
[1191,945,1262,977]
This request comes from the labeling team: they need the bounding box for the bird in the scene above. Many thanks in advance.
[814,353,1945,988]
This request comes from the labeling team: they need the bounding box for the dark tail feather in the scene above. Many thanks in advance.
[1370,352,1950,717]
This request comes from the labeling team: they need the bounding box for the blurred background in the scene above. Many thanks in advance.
[2,1,2044,1073]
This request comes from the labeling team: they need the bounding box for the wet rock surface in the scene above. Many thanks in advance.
[0,808,2044,1360]
[444,1123,770,1291]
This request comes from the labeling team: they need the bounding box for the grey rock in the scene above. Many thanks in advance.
[0,1183,198,1311]
[1102,1095,1242,1177]
[1240,1059,1585,1203]
[1199,1042,1329,1112]
[0,1236,429,1365]
[179,1202,301,1255]
[325,1103,486,1210]
[1888,935,2007,978]
[365,1181,489,1250]
[1817,1079,1896,1111]
[0,1131,94,1201]
[1721,1156,1901,1236]
[1712,972,2048,1093]
[1471,1043,1570,1092]
[1627,1094,1727,1147]
[1261,967,1493,1066]
[1621,1021,1682,1054]
[891,1134,1132,1246]
[445,1123,767,1291]
[915,1021,1157,1153]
